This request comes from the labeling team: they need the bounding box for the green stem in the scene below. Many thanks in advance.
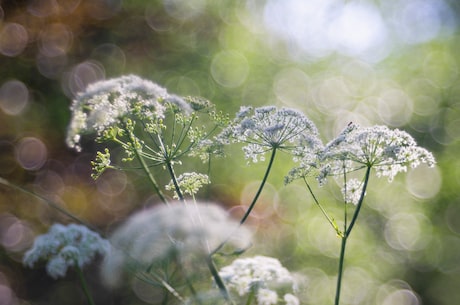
[304,179,343,237]
[127,129,167,204]
[334,166,371,305]
[239,148,277,225]
[205,255,233,305]
[334,236,347,305]
[0,177,97,231]
[165,160,184,201]
[76,265,96,305]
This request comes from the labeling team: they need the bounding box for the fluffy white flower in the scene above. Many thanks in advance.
[341,178,364,205]
[219,106,322,163]
[66,75,191,151]
[101,201,252,287]
[23,224,109,279]
[257,288,278,305]
[219,256,298,304]
[321,123,436,181]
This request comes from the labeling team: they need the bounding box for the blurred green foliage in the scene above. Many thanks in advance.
[0,0,459,304]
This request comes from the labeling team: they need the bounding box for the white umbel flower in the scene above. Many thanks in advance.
[23,224,109,279]
[219,256,299,305]
[101,201,252,287]
[66,75,191,151]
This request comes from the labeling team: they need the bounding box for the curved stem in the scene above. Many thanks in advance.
[0,177,97,232]
[239,148,277,225]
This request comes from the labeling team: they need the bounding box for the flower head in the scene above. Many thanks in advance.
[66,75,191,151]
[321,123,436,181]
[101,201,252,287]
[219,256,298,305]
[341,178,365,205]
[219,106,321,163]
[23,224,109,279]
[165,172,210,199]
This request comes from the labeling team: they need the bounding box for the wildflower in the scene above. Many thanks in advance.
[219,256,298,305]
[165,172,210,199]
[321,123,436,181]
[23,224,109,279]
[66,74,191,151]
[219,106,321,163]
[101,201,252,287]
[341,178,364,205]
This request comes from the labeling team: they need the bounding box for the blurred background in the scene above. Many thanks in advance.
[0,0,459,304]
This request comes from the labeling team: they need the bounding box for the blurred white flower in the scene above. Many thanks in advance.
[23,224,109,279]
[66,74,191,151]
[219,106,322,163]
[219,255,298,305]
[101,201,252,287]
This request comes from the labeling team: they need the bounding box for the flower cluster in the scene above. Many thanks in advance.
[165,172,210,199]
[286,123,436,185]
[101,201,252,287]
[219,256,299,305]
[23,224,109,279]
[341,178,364,205]
[66,74,191,151]
[219,106,322,163]
[321,123,436,181]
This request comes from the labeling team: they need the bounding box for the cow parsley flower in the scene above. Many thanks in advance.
[321,123,436,181]
[219,106,321,163]
[218,256,298,305]
[23,224,109,279]
[101,201,252,287]
[165,172,210,199]
[341,178,364,205]
[66,74,191,151]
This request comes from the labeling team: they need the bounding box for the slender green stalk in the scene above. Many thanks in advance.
[334,166,371,305]
[0,177,97,231]
[76,265,96,305]
[126,129,167,204]
[304,179,343,237]
[205,255,234,305]
[245,287,256,305]
[211,148,277,255]
[239,147,277,225]
[334,236,347,305]
[165,160,184,201]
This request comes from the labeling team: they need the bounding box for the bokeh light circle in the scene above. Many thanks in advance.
[15,137,47,170]
[211,50,249,88]
[406,164,441,199]
[0,23,28,57]
[0,80,29,115]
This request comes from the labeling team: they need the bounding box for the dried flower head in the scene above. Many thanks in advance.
[66,75,191,151]
[219,106,321,163]
[101,201,252,287]
[23,224,109,279]
[219,255,298,305]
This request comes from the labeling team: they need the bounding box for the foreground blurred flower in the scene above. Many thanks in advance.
[23,223,109,279]
[101,201,252,288]
[218,255,298,305]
